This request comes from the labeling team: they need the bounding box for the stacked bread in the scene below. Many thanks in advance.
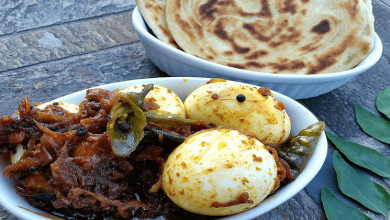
[135,0,375,74]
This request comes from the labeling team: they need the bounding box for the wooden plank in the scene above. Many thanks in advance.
[0,0,135,36]
[0,13,138,72]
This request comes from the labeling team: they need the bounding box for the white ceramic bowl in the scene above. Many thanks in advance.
[132,7,383,99]
[0,77,327,220]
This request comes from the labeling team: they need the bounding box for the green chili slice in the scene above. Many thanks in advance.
[278,121,325,177]
[107,84,153,157]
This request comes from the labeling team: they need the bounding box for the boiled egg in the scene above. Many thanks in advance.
[162,128,277,216]
[36,101,79,113]
[121,85,185,118]
[184,81,291,145]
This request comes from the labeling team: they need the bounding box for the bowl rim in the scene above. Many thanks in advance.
[0,77,328,220]
[132,6,383,84]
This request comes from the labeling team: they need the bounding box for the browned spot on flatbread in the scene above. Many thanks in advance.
[214,21,228,40]
[214,21,250,54]
[359,42,372,55]
[243,23,273,42]
[189,17,204,39]
[200,0,271,21]
[258,0,272,18]
[244,24,266,41]
[239,0,272,18]
[190,13,219,59]
[234,45,250,54]
[245,50,268,59]
[207,46,219,56]
[340,0,359,18]
[175,0,181,9]
[170,39,180,48]
[300,35,323,52]
[307,34,357,74]
[199,0,218,20]
[280,20,289,28]
[227,62,266,69]
[207,55,214,60]
[279,34,288,40]
[269,41,283,47]
[307,57,336,74]
[175,14,196,42]
[268,60,306,72]
[300,9,307,15]
[246,62,266,68]
[351,0,359,17]
[268,26,301,48]
[244,19,298,48]
[286,31,301,42]
[279,0,297,14]
[300,43,320,52]
[301,0,310,2]
[144,2,162,16]
[199,0,234,22]
[311,20,330,34]
[158,24,169,36]
[227,63,246,69]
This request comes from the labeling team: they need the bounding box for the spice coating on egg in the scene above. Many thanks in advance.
[121,84,186,118]
[184,81,291,144]
[162,128,277,216]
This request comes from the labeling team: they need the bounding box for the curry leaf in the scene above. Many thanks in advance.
[321,187,372,220]
[326,131,390,178]
[354,103,390,144]
[333,151,390,216]
[376,85,390,119]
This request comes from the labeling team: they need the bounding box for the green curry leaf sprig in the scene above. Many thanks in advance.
[322,86,390,219]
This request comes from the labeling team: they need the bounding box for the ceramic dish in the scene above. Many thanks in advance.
[0,77,327,220]
[132,7,383,99]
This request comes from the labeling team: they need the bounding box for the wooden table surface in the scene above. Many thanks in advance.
[0,1,389,219]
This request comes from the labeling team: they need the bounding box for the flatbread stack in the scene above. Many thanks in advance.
[135,0,375,74]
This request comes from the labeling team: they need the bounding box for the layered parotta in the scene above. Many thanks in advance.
[165,0,375,74]
[135,0,180,49]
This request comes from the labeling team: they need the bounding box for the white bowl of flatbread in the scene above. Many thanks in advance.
[132,0,382,99]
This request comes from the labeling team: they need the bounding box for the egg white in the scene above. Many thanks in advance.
[162,128,277,216]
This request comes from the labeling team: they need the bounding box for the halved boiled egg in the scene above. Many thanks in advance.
[162,128,277,216]
[121,85,185,118]
[184,81,291,145]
